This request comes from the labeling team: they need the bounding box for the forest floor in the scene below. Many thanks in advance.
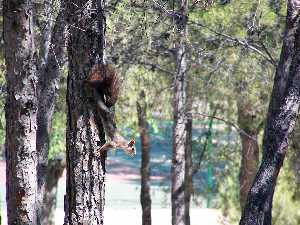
[0,156,226,225]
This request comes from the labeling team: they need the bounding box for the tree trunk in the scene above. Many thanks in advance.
[184,117,192,225]
[171,1,188,225]
[36,3,66,223]
[4,0,38,224]
[184,78,193,225]
[291,118,300,199]
[41,157,66,225]
[34,0,55,69]
[238,131,259,210]
[64,0,107,224]
[237,103,260,210]
[240,1,300,225]
[137,90,152,225]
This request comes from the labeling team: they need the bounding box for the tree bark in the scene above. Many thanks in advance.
[237,102,260,210]
[240,1,300,225]
[34,0,55,69]
[184,117,192,225]
[64,0,107,224]
[41,157,66,225]
[184,78,193,225]
[291,118,300,199]
[171,1,188,225]
[4,0,38,224]
[238,131,259,210]
[36,3,66,223]
[137,90,152,225]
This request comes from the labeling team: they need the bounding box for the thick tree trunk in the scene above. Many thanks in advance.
[64,0,107,224]
[4,0,38,224]
[237,103,260,210]
[36,3,66,223]
[240,1,300,225]
[137,90,152,225]
[291,119,300,199]
[171,1,188,225]
[41,158,66,225]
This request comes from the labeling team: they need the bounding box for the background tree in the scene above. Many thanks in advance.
[137,90,152,225]
[240,1,300,224]
[41,157,65,225]
[171,1,189,224]
[35,1,67,223]
[188,1,281,218]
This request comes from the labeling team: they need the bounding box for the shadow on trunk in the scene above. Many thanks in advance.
[41,157,66,225]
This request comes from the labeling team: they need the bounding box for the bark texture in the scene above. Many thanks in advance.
[184,117,192,225]
[240,1,300,225]
[4,0,38,224]
[291,119,300,199]
[64,0,107,224]
[35,0,55,69]
[237,102,260,210]
[137,90,152,225]
[184,79,193,225]
[41,158,66,225]
[36,3,66,223]
[171,1,188,225]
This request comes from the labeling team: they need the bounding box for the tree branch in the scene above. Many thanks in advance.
[188,20,277,67]
[187,112,258,142]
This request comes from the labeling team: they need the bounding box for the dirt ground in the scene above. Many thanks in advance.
[0,159,226,225]
[54,208,225,225]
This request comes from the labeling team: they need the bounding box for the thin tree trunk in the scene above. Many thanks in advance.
[238,131,259,210]
[4,0,38,224]
[240,1,300,225]
[234,53,260,212]
[137,90,152,225]
[184,78,193,225]
[235,3,262,211]
[184,117,192,225]
[171,1,188,225]
[41,157,66,225]
[36,3,66,223]
[237,103,260,210]
[64,0,107,224]
[35,0,55,69]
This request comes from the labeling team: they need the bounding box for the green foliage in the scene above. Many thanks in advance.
[218,171,240,223]
[48,111,66,160]
[189,0,282,108]
[116,65,172,137]
[272,154,300,225]
[214,133,243,223]
[48,65,67,160]
[217,148,300,225]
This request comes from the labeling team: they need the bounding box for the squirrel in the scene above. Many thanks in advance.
[86,64,121,107]
[85,63,136,157]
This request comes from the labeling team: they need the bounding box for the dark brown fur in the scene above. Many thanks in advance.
[86,64,121,108]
